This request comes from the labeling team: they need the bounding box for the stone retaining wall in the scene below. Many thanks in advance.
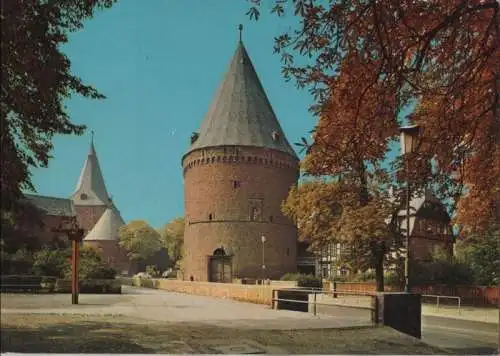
[133,278,292,305]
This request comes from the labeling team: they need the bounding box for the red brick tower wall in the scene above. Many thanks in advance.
[183,146,299,281]
[74,205,107,235]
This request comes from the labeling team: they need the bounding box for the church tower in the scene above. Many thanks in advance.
[71,133,130,274]
[71,133,113,235]
[182,28,299,282]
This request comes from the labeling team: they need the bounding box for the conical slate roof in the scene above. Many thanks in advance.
[71,137,111,206]
[84,207,125,241]
[186,41,298,159]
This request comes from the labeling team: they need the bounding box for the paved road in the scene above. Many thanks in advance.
[422,315,499,355]
[315,301,499,354]
[2,287,497,354]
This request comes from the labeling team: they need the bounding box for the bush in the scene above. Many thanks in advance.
[280,273,303,281]
[351,270,376,282]
[78,260,117,280]
[32,248,70,278]
[411,259,475,286]
[1,249,35,275]
[54,279,121,294]
[296,274,323,289]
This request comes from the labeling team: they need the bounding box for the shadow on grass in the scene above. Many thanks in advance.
[1,321,154,353]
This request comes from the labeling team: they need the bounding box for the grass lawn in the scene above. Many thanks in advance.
[1,313,448,354]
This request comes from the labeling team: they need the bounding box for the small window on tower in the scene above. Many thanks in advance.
[269,216,274,222]
[80,193,88,200]
[209,213,213,221]
[248,199,263,221]
[250,207,259,221]
[232,180,241,189]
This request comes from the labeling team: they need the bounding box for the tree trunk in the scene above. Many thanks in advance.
[372,242,385,292]
[375,253,385,292]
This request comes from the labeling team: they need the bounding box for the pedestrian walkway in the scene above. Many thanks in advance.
[314,294,499,324]
[1,286,372,330]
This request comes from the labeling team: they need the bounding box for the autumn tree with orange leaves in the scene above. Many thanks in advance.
[282,179,401,290]
[249,0,499,236]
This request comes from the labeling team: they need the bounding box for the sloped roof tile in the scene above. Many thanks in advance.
[84,207,125,241]
[25,194,76,217]
[186,41,298,160]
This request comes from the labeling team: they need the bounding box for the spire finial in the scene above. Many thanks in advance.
[238,24,243,42]
[90,130,95,144]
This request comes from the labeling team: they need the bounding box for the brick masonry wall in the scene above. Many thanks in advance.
[135,278,289,305]
[325,282,499,306]
[28,214,77,246]
[74,205,107,236]
[182,146,299,281]
[84,240,130,275]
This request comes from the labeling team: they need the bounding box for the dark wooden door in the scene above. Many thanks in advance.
[209,256,232,283]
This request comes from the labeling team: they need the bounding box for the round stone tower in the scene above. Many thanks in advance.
[182,34,299,282]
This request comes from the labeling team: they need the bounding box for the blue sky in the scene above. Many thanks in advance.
[29,0,317,228]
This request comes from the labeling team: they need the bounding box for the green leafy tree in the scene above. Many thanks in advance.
[1,0,116,212]
[411,246,475,286]
[76,246,116,280]
[282,179,400,291]
[119,220,163,261]
[248,0,499,234]
[158,217,184,269]
[1,199,44,253]
[32,246,116,279]
[32,248,70,278]
[455,228,500,286]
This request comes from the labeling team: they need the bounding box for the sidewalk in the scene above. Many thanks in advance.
[422,304,499,324]
[314,294,499,324]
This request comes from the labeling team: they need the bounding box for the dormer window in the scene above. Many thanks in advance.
[271,131,280,141]
[190,132,199,145]
[80,193,88,200]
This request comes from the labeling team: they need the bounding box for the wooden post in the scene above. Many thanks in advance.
[69,228,84,305]
[71,240,79,304]
[52,219,83,305]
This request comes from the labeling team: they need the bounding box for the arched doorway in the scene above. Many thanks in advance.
[209,247,232,283]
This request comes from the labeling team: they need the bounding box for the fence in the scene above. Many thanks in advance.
[272,288,376,319]
[325,282,498,307]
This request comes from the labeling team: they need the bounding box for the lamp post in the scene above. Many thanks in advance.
[54,219,84,304]
[261,235,266,281]
[400,125,420,293]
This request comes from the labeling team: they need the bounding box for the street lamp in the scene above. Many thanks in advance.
[261,235,266,281]
[53,219,84,304]
[400,125,420,293]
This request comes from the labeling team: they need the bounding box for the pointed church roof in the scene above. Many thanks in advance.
[84,207,125,241]
[71,134,111,206]
[186,38,298,160]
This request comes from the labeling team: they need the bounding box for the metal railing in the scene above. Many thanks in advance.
[422,294,462,314]
[272,287,464,317]
[271,288,376,317]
